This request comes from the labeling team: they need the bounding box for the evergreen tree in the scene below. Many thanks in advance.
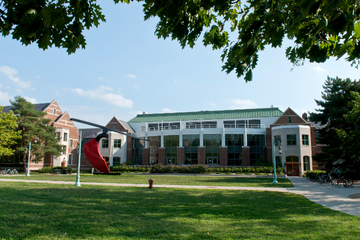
[0,106,21,156]
[10,96,62,168]
[310,77,360,168]
[336,92,360,167]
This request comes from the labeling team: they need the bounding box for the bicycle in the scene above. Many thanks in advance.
[335,175,353,188]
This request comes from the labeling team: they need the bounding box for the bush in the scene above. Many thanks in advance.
[37,167,54,173]
[150,164,164,173]
[52,166,73,174]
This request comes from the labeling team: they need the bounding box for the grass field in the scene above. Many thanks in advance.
[0,182,359,239]
[0,174,293,188]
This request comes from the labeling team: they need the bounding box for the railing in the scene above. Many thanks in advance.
[144,124,266,132]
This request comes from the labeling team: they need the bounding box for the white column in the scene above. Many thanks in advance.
[222,127,225,147]
[244,124,248,147]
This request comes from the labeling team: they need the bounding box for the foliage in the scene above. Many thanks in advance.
[0,0,105,54]
[0,106,21,156]
[303,170,326,179]
[310,77,360,168]
[10,96,63,164]
[335,92,360,166]
[52,166,73,174]
[32,166,73,174]
[2,1,360,81]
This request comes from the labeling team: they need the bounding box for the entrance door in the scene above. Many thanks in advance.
[206,157,219,166]
[166,158,177,165]
[286,156,300,176]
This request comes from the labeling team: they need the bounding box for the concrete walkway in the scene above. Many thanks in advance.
[1,176,360,217]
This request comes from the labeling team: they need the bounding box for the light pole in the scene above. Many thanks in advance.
[272,136,282,184]
[75,131,82,187]
[26,142,31,177]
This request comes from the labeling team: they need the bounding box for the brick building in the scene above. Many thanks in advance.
[87,107,320,176]
[1,100,79,170]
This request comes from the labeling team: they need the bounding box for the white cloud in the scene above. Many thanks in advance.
[314,66,325,73]
[231,99,258,109]
[71,85,133,108]
[0,66,34,89]
[98,76,104,80]
[36,75,41,79]
[24,96,37,103]
[162,108,176,113]
[133,84,140,90]
[0,91,12,106]
[126,74,138,79]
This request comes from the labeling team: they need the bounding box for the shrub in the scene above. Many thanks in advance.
[38,167,54,173]
[242,167,251,173]
[150,164,164,173]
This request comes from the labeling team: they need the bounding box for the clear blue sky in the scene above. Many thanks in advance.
[1,1,359,129]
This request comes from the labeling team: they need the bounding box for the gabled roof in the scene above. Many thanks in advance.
[2,103,50,113]
[272,107,308,126]
[128,108,283,123]
[106,116,134,133]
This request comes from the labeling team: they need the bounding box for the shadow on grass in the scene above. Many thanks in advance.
[0,182,359,239]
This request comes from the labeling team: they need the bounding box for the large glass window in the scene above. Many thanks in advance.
[248,119,261,128]
[183,135,200,165]
[68,154,73,165]
[102,139,109,148]
[165,135,179,165]
[186,122,201,129]
[224,121,235,128]
[134,139,145,165]
[204,134,221,165]
[113,157,121,166]
[302,135,309,146]
[202,121,217,128]
[274,135,281,146]
[303,156,310,171]
[287,135,297,146]
[226,134,243,166]
[148,124,158,131]
[114,139,121,148]
[275,156,282,166]
[149,136,160,165]
[236,120,246,128]
[247,134,265,165]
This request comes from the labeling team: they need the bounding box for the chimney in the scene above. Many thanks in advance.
[302,113,308,121]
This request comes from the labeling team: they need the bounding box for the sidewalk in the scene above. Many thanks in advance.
[287,177,360,217]
[1,177,360,217]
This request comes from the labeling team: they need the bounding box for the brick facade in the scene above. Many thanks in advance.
[220,147,227,166]
[158,148,165,165]
[242,147,250,166]
[177,147,184,165]
[142,148,149,165]
[198,147,205,165]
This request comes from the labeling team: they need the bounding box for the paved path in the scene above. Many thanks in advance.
[1,177,360,217]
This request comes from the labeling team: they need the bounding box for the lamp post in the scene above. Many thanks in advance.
[26,142,31,177]
[75,131,82,187]
[272,136,282,184]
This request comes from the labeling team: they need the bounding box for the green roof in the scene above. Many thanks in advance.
[128,108,283,123]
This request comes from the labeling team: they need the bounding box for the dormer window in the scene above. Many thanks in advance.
[53,109,56,114]
[288,116,292,123]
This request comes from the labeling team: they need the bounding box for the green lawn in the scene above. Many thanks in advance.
[0,174,293,188]
[0,182,359,239]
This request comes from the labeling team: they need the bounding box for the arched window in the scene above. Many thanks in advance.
[303,156,310,171]
[113,157,121,166]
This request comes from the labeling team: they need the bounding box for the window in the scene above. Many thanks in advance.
[274,135,281,146]
[288,116,292,123]
[68,154,73,165]
[183,135,200,165]
[170,123,180,129]
[134,139,145,165]
[287,135,296,146]
[53,109,56,114]
[103,157,109,163]
[236,120,246,128]
[204,134,221,166]
[113,157,121,165]
[247,134,265,165]
[248,119,260,128]
[61,146,66,154]
[114,139,121,148]
[148,136,160,165]
[165,135,179,165]
[102,139,109,148]
[149,124,158,131]
[303,156,310,171]
[112,124,116,130]
[56,132,60,140]
[226,134,243,166]
[302,135,309,146]
[70,140,73,148]
[275,156,282,166]
[63,132,67,142]
[224,121,235,128]
[186,122,201,129]
[202,121,217,128]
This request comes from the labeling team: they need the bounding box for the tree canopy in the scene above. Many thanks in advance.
[335,92,360,167]
[0,106,21,156]
[2,0,360,81]
[309,76,360,168]
[10,96,62,163]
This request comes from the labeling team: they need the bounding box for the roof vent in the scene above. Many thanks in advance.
[143,111,147,115]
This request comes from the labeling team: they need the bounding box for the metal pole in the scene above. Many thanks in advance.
[26,142,31,176]
[272,136,278,184]
[75,131,82,187]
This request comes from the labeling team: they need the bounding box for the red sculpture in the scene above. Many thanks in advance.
[83,133,110,174]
